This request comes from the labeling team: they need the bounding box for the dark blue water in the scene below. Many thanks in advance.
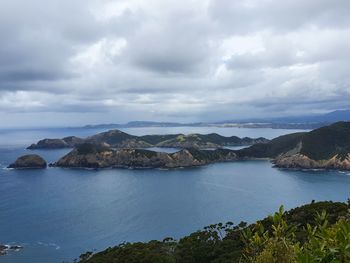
[1,127,349,263]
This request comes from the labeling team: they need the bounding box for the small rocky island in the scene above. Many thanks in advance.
[8,154,47,169]
[28,130,269,150]
[52,143,238,169]
[0,244,23,256]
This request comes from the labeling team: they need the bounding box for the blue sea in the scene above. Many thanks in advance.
[1,127,350,263]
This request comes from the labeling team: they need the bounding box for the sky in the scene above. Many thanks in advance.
[0,0,350,127]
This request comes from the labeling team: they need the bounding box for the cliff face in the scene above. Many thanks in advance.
[274,153,350,170]
[53,144,238,169]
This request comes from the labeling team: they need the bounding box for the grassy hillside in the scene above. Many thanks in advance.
[237,132,306,158]
[237,122,350,160]
[300,121,350,160]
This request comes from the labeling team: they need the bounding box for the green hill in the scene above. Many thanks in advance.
[300,121,350,160]
[238,122,350,161]
[237,132,306,158]
[77,201,350,263]
[28,130,269,149]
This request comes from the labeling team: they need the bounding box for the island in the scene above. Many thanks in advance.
[8,154,47,169]
[52,143,238,169]
[49,122,350,171]
[27,130,269,149]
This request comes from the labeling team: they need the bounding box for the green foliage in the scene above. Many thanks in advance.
[79,240,177,263]
[77,201,350,263]
[243,204,350,263]
[242,206,299,263]
[297,210,350,262]
[176,222,246,263]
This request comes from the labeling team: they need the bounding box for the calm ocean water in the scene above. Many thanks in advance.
[1,127,350,263]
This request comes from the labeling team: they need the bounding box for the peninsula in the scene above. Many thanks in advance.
[237,121,350,170]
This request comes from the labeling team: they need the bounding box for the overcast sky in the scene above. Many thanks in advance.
[0,0,349,127]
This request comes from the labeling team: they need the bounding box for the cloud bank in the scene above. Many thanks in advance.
[0,0,349,126]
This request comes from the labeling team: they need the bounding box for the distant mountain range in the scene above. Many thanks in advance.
[82,110,350,129]
[236,110,350,124]
[83,121,202,129]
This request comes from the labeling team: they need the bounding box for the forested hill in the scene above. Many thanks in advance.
[238,121,350,160]
[77,201,350,263]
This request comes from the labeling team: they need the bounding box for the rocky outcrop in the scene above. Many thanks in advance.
[274,153,350,170]
[27,130,269,150]
[52,143,238,169]
[8,154,47,169]
[0,244,23,256]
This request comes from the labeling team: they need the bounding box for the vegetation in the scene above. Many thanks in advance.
[186,148,237,162]
[237,132,306,158]
[237,122,350,161]
[156,133,268,148]
[86,130,141,146]
[300,121,350,160]
[77,201,350,263]
[30,130,268,149]
[140,134,182,145]
[76,143,110,155]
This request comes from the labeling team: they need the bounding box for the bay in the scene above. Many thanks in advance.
[1,127,349,263]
